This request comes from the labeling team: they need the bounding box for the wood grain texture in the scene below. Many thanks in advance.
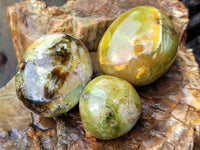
[7,0,188,61]
[0,48,200,149]
[1,0,199,149]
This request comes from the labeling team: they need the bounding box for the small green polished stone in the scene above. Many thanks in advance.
[16,33,93,117]
[98,6,178,86]
[79,75,141,140]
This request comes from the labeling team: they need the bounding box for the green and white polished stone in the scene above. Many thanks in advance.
[16,33,93,117]
[79,75,141,140]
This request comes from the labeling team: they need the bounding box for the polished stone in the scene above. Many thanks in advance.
[98,6,178,86]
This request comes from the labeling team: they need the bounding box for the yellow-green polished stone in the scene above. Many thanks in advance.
[79,75,141,140]
[98,6,178,86]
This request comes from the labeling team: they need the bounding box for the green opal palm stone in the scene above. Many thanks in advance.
[15,33,93,117]
[98,6,178,86]
[79,75,141,140]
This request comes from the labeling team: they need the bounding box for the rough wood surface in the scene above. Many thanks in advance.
[2,0,200,149]
[7,0,188,62]
[0,48,200,149]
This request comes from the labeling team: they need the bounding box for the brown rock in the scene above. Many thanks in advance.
[0,47,199,149]
[90,52,103,77]
[0,77,32,132]
[1,0,199,149]
[7,0,188,62]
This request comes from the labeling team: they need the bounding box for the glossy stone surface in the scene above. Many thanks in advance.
[79,75,141,140]
[98,6,178,86]
[15,33,93,117]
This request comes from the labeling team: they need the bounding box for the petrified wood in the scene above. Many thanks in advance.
[1,0,199,149]
[0,46,199,149]
[7,0,188,62]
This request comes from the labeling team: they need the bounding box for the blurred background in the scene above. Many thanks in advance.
[0,0,66,88]
[0,0,199,88]
[0,0,20,88]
